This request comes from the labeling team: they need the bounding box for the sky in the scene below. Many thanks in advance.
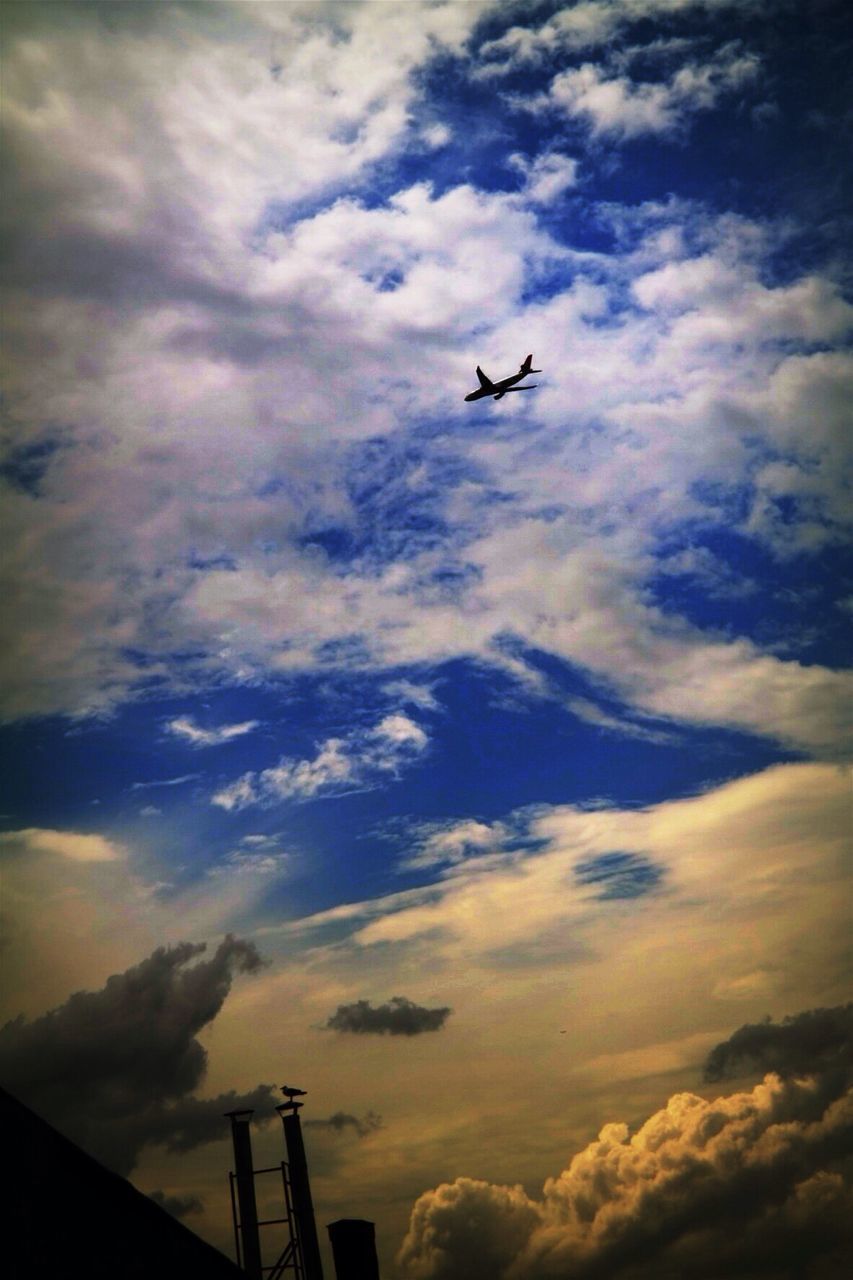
[1,1,851,1276]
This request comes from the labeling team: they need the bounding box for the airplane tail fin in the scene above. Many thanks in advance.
[521,354,541,374]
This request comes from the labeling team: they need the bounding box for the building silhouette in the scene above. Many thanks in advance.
[3,1084,242,1280]
[4,1082,382,1280]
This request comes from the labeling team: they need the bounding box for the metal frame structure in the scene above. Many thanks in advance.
[226,1087,323,1280]
[228,1158,305,1280]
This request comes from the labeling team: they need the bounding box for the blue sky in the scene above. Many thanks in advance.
[1,3,851,1277]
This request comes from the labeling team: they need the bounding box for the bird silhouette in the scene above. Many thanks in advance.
[281,1085,307,1098]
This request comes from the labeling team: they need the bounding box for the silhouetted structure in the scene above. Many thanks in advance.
[277,1090,324,1280]
[327,1219,380,1280]
[226,1088,326,1280]
[225,1107,305,1278]
[3,1084,241,1280]
[226,1110,264,1280]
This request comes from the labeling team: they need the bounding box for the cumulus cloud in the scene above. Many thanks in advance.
[528,43,760,139]
[402,1178,541,1279]
[509,151,580,203]
[0,936,275,1175]
[166,716,259,747]
[325,996,452,1037]
[212,713,428,810]
[398,1006,853,1278]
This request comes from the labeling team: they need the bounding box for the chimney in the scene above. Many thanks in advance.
[327,1219,380,1280]
[277,1090,324,1280]
[225,1109,263,1280]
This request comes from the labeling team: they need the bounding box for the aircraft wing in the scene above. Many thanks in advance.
[475,366,494,389]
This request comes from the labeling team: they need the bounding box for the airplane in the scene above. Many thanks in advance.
[464,354,541,402]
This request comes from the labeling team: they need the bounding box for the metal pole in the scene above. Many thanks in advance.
[278,1103,324,1280]
[226,1109,264,1280]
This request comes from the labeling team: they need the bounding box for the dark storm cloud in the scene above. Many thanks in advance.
[144,1084,280,1154]
[149,1189,204,1220]
[399,1003,853,1279]
[305,1109,383,1138]
[0,936,277,1175]
[325,996,451,1037]
[704,1002,853,1089]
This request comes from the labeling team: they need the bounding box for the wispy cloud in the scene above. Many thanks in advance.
[304,1110,383,1137]
[166,716,259,747]
[299,763,850,978]
[476,1,758,76]
[402,818,509,870]
[381,680,441,712]
[130,774,201,792]
[212,713,429,810]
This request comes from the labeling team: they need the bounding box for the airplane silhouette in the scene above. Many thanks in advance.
[464,354,541,402]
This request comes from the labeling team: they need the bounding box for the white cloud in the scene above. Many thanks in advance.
[131,774,201,791]
[510,151,580,203]
[239,833,283,849]
[299,762,850,980]
[1,2,849,769]
[476,1,760,77]
[547,63,680,136]
[166,716,259,747]
[381,680,441,712]
[211,846,290,880]
[564,696,674,743]
[0,827,122,863]
[212,713,429,810]
[532,43,760,138]
[420,123,452,149]
[211,774,261,813]
[654,545,757,599]
[404,819,509,870]
[1,0,490,257]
